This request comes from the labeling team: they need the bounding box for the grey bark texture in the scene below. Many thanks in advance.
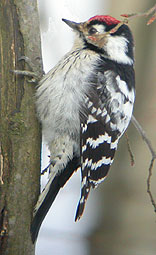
[0,0,43,254]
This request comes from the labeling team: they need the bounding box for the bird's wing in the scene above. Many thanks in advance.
[75,69,134,220]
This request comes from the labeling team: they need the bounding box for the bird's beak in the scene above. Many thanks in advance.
[62,18,82,32]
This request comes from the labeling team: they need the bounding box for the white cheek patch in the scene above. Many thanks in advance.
[105,36,133,65]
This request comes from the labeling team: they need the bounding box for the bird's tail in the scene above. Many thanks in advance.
[75,177,91,221]
[30,157,79,243]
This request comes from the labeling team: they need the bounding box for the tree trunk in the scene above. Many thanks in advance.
[0,0,43,254]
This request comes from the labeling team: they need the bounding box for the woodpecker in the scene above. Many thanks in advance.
[31,15,135,242]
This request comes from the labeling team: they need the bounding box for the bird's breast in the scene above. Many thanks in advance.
[36,50,99,144]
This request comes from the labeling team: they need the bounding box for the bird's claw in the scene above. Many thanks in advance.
[11,56,44,83]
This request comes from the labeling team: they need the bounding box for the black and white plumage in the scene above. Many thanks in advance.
[31,15,135,242]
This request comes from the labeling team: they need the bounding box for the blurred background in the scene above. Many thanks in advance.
[36,0,156,254]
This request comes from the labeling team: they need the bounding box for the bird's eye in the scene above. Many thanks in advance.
[88,27,98,35]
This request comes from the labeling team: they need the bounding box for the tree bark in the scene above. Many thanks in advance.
[0,0,43,254]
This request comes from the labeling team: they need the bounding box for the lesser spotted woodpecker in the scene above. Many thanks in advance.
[31,15,135,242]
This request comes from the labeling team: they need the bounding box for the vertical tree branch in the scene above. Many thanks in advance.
[0,0,43,254]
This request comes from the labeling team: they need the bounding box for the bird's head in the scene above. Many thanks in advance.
[62,15,134,65]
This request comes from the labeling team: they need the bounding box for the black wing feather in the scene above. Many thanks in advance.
[75,64,134,220]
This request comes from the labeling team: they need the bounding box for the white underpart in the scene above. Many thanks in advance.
[36,50,99,145]
[105,36,133,65]
[34,136,75,215]
[35,51,101,214]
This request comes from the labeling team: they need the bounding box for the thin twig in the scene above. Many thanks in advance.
[121,3,156,25]
[147,158,156,212]
[106,3,156,38]
[117,3,156,214]
[107,4,156,37]
[125,133,135,166]
[131,115,156,213]
[131,115,156,159]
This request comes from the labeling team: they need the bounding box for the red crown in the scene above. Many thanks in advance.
[88,15,120,26]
